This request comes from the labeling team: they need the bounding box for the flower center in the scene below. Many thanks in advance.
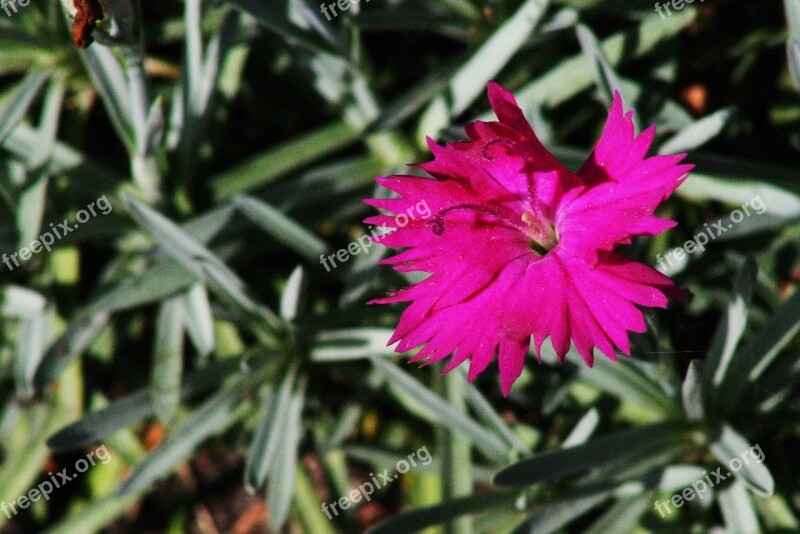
[521,210,557,255]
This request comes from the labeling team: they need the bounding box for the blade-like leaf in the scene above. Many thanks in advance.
[151,298,185,425]
[47,357,247,451]
[179,283,215,358]
[34,311,109,388]
[576,23,628,108]
[709,425,774,497]
[366,489,520,534]
[681,360,705,422]
[511,8,696,111]
[116,375,251,496]
[658,108,733,154]
[572,355,677,417]
[80,45,134,151]
[124,194,280,329]
[706,257,757,395]
[266,377,306,529]
[719,286,800,410]
[14,306,48,400]
[418,0,550,138]
[718,479,761,533]
[369,355,510,462]
[494,422,684,486]
[245,365,297,492]
[212,120,359,200]
[236,195,328,261]
[280,265,307,322]
[0,69,51,145]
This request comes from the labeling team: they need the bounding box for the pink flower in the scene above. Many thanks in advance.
[366,82,690,395]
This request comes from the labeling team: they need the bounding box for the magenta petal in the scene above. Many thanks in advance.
[366,83,689,395]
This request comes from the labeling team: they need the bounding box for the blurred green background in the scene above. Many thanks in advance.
[0,0,799,532]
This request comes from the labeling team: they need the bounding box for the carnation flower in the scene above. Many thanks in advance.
[366,82,690,395]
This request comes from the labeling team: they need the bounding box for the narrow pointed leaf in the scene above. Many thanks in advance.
[116,376,251,496]
[151,298,185,425]
[369,355,510,462]
[494,422,684,486]
[709,425,774,497]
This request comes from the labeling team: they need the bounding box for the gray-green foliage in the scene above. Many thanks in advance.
[0,0,798,532]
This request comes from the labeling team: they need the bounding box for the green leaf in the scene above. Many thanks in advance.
[87,206,236,315]
[280,265,307,322]
[151,298,185,425]
[212,121,359,200]
[464,377,528,455]
[116,375,251,496]
[440,370,474,533]
[244,366,297,492]
[575,23,626,107]
[369,355,511,462]
[658,108,733,154]
[1,285,47,317]
[14,305,49,400]
[678,170,800,218]
[124,194,280,329]
[179,283,215,358]
[583,496,650,534]
[266,377,306,529]
[786,0,800,90]
[293,467,338,534]
[418,0,550,138]
[293,0,347,54]
[365,489,520,534]
[511,482,618,534]
[571,355,677,418]
[226,0,334,53]
[718,479,761,533]
[311,328,397,361]
[236,195,328,261]
[718,286,800,410]
[365,63,458,133]
[43,492,141,534]
[0,69,51,145]
[510,8,696,112]
[87,259,196,314]
[49,390,153,453]
[34,311,110,388]
[494,422,684,486]
[15,174,48,251]
[709,425,774,497]
[352,6,471,39]
[705,257,757,396]
[2,286,49,400]
[562,408,600,447]
[29,75,66,168]
[80,45,134,151]
[789,40,800,92]
[47,357,246,451]
[755,494,800,530]
[183,0,205,120]
[681,360,705,422]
